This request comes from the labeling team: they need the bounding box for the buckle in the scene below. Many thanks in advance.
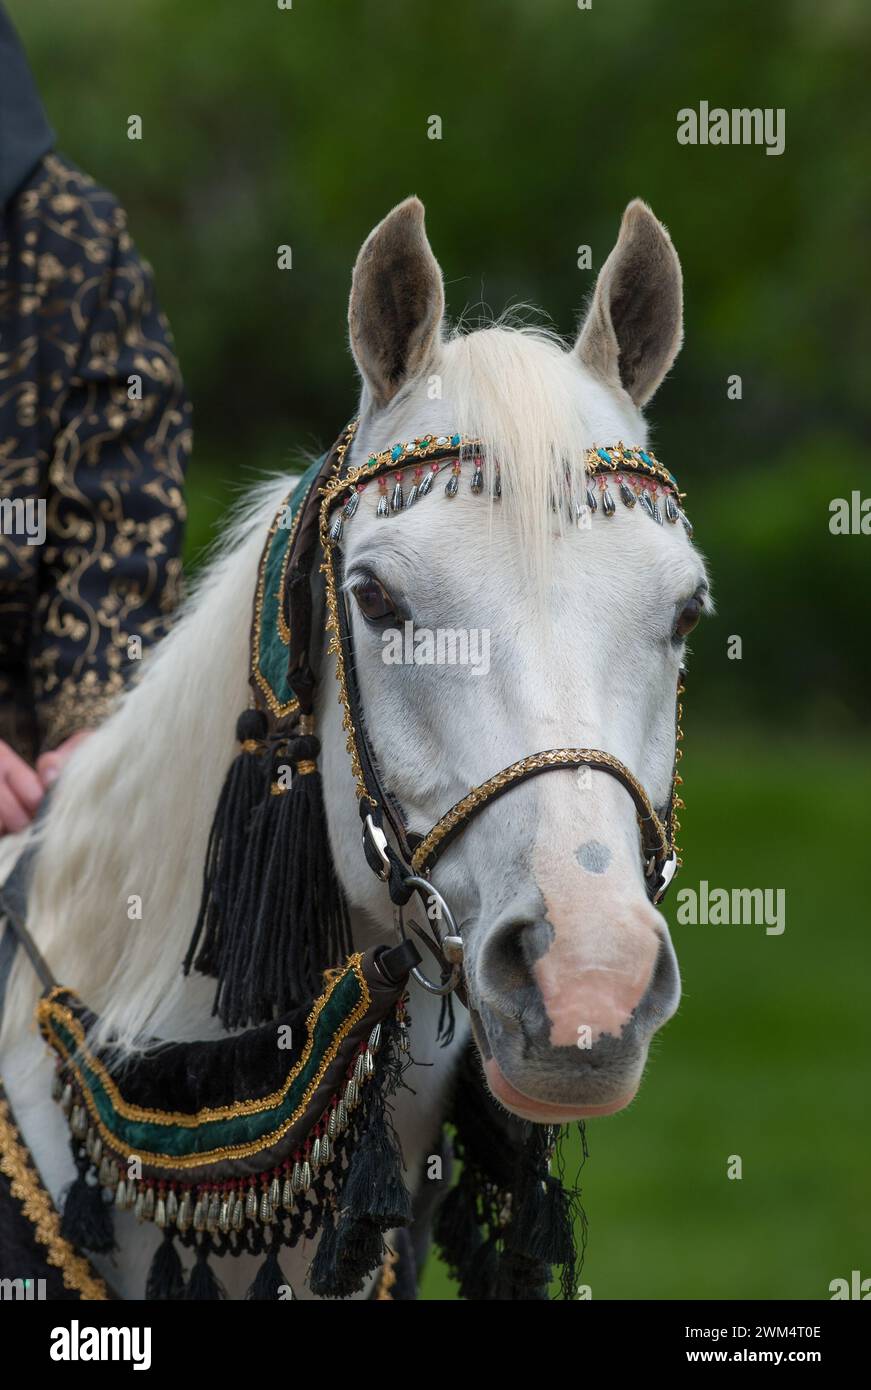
[362,814,391,882]
[652,851,678,904]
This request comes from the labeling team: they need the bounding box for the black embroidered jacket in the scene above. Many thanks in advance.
[0,153,190,758]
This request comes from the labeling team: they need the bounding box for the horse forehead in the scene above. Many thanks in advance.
[344,488,685,595]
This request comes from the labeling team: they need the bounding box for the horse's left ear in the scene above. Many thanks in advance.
[574,199,683,407]
[349,196,445,409]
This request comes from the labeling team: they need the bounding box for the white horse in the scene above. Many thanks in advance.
[0,195,708,1299]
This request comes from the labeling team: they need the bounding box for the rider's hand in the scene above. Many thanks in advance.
[0,740,45,834]
[36,729,94,790]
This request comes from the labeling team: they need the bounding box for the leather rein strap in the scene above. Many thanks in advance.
[283,422,682,934]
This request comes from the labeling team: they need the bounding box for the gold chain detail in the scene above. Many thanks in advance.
[673,680,686,865]
[0,1095,109,1300]
[410,749,668,875]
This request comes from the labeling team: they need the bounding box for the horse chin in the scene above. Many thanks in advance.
[481,1054,638,1122]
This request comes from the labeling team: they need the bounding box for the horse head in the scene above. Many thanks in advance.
[319,196,710,1123]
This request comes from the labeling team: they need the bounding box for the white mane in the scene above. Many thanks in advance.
[1,478,291,1051]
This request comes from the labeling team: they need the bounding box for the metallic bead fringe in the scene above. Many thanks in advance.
[47,1015,390,1247]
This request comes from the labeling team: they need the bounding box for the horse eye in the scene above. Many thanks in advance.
[674,594,703,640]
[352,576,397,623]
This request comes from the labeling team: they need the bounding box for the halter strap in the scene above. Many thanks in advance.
[409,749,670,877]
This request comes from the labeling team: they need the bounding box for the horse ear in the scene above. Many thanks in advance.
[575,200,683,407]
[348,197,445,409]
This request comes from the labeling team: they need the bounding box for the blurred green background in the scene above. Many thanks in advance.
[11,0,869,1298]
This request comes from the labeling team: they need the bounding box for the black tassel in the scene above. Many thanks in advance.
[60,1149,115,1254]
[340,1104,412,1230]
[308,1205,339,1297]
[510,1171,575,1268]
[146,1228,185,1300]
[332,1214,385,1294]
[184,708,269,979]
[194,727,352,1029]
[459,1233,501,1301]
[246,1247,288,1300]
[245,733,351,1012]
[433,1178,482,1274]
[185,1241,225,1300]
[495,1249,551,1301]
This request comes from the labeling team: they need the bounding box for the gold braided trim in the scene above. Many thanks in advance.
[410,749,669,874]
[374,1244,399,1300]
[250,484,309,719]
[318,421,371,803]
[0,1095,109,1300]
[295,760,318,775]
[35,956,371,1169]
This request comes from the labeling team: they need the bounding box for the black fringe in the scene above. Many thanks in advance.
[246,1241,289,1300]
[186,721,352,1029]
[308,1010,413,1298]
[185,1239,225,1300]
[146,1228,185,1300]
[59,1146,115,1254]
[184,708,269,979]
[308,1205,339,1297]
[434,1044,588,1300]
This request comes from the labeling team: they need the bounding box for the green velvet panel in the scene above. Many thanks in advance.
[253,453,324,711]
[54,965,362,1159]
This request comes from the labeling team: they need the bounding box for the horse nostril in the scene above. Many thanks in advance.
[476,916,551,1019]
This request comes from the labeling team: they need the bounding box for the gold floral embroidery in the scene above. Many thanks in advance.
[0,153,189,758]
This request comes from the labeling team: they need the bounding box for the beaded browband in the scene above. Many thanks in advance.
[323,430,692,539]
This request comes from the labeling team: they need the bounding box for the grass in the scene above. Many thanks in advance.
[420,735,870,1299]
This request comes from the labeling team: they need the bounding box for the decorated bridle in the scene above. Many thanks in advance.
[0,416,692,1303]
[278,419,690,999]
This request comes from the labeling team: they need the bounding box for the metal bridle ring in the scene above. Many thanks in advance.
[400,875,463,997]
